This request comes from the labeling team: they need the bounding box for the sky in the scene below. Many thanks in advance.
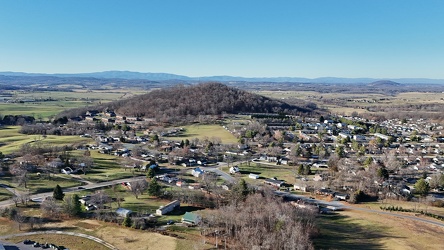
[0,0,443,79]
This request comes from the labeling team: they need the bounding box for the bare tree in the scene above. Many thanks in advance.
[41,197,62,219]
[90,190,112,210]
[130,179,148,199]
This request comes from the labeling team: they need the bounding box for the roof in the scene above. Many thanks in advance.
[182,212,201,224]
[116,208,132,217]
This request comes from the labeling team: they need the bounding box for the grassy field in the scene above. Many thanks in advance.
[0,217,179,250]
[0,126,94,155]
[4,234,109,250]
[83,151,142,182]
[166,124,238,144]
[0,174,82,194]
[0,188,12,201]
[233,161,312,185]
[0,89,147,120]
[314,208,444,250]
[257,90,444,116]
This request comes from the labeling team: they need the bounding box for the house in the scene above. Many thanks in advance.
[116,208,133,217]
[249,173,260,179]
[156,200,180,215]
[334,193,349,201]
[313,174,323,182]
[61,167,74,174]
[182,212,201,225]
[264,178,285,188]
[229,166,240,174]
[191,167,205,178]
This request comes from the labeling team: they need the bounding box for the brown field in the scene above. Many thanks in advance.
[315,205,444,250]
[0,218,178,250]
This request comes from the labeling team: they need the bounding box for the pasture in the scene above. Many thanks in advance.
[0,126,94,155]
[166,124,238,144]
[0,89,146,120]
[315,209,444,250]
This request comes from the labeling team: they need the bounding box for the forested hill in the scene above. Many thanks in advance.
[105,82,313,118]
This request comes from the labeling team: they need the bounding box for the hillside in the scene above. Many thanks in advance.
[103,82,313,118]
[368,80,401,87]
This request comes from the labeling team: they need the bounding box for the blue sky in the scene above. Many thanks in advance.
[0,0,443,78]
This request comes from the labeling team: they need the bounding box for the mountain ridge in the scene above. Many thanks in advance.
[1,71,443,84]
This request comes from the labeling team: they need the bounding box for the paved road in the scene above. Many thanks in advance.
[0,230,118,250]
[0,175,146,207]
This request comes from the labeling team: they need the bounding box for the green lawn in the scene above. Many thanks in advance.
[0,90,145,120]
[234,162,302,184]
[0,126,94,154]
[166,124,238,144]
[0,174,83,194]
[0,187,12,201]
[314,214,389,250]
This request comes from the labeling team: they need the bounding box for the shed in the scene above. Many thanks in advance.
[116,208,133,217]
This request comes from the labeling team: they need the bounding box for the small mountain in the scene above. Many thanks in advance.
[82,82,314,120]
[368,80,401,87]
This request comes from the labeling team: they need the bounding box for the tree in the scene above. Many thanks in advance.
[53,184,65,200]
[41,197,62,218]
[297,164,304,175]
[146,167,155,179]
[377,167,389,180]
[414,178,430,197]
[130,179,148,199]
[364,157,374,167]
[63,194,82,217]
[122,216,132,227]
[231,179,250,204]
[335,145,345,158]
[147,178,161,197]
[429,173,444,190]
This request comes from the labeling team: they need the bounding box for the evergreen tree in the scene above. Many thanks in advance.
[63,194,82,216]
[335,146,345,158]
[414,178,430,197]
[53,184,65,200]
[377,167,389,180]
[297,164,304,175]
[231,179,250,203]
[146,167,155,179]
[122,216,132,227]
[147,178,161,197]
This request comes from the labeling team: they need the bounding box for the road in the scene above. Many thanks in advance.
[0,175,146,207]
[3,165,444,230]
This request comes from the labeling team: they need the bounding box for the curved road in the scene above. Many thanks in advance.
[0,230,118,250]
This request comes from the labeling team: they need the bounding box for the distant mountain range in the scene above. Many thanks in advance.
[0,70,443,84]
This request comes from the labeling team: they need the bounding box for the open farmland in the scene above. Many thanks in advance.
[315,208,444,250]
[166,124,238,144]
[0,126,94,155]
[0,217,180,250]
[256,90,444,117]
[0,89,146,120]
